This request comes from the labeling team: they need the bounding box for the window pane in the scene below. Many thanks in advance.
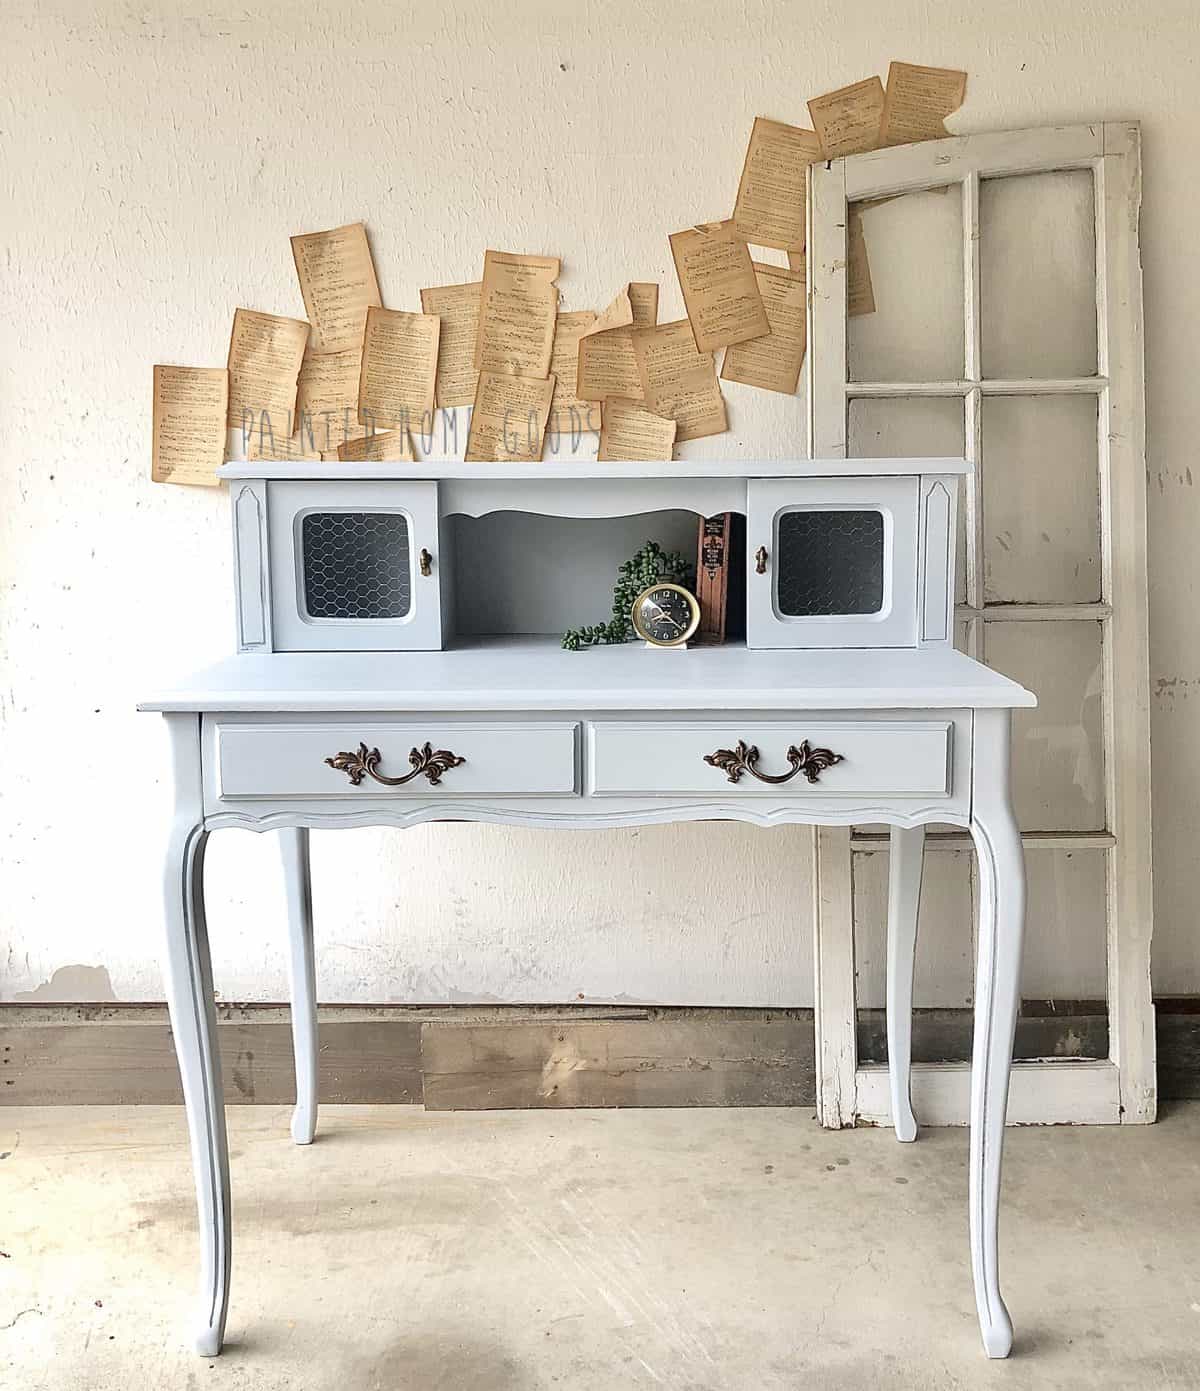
[853,846,974,1009]
[1021,847,1108,999]
[848,189,964,383]
[849,396,967,604]
[985,620,1105,831]
[981,170,1098,378]
[982,395,1101,604]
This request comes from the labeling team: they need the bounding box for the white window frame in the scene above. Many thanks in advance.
[807,123,1153,1127]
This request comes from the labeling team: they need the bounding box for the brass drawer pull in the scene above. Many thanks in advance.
[755,545,768,574]
[325,741,465,787]
[704,738,844,786]
[419,548,433,577]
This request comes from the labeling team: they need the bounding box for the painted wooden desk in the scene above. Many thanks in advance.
[141,639,1035,1359]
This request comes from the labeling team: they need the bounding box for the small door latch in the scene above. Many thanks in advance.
[755,545,768,575]
[419,548,433,577]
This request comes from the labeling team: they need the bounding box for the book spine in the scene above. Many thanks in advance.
[695,513,732,644]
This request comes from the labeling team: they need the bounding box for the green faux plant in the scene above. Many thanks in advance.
[561,539,695,650]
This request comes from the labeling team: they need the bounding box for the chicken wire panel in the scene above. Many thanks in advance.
[775,509,884,616]
[301,511,412,619]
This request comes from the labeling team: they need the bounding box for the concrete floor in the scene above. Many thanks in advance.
[3,1105,1200,1390]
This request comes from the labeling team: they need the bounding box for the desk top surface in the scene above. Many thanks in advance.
[139,639,1035,713]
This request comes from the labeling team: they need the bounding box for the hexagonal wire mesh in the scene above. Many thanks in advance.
[301,511,412,619]
[775,509,884,617]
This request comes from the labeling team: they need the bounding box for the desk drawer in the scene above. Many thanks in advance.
[587,720,952,797]
[215,720,579,798]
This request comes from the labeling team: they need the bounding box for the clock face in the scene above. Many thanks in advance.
[632,582,700,647]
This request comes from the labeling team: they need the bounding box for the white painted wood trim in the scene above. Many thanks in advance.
[855,1060,1122,1127]
[812,825,856,1127]
[231,481,270,652]
[807,156,848,460]
[1098,122,1156,1123]
[219,458,972,482]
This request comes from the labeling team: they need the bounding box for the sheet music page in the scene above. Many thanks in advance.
[336,429,415,461]
[464,370,556,462]
[720,262,806,394]
[290,222,381,354]
[420,280,482,407]
[151,366,228,485]
[669,220,769,352]
[732,118,821,253]
[880,62,967,146]
[577,283,659,401]
[474,250,560,377]
[357,307,439,431]
[226,308,309,436]
[597,398,677,461]
[294,346,366,455]
[631,318,726,442]
[847,206,876,316]
[549,309,599,433]
[808,77,886,157]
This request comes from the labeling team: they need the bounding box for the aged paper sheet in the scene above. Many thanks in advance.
[631,319,726,443]
[721,263,806,394]
[245,421,321,461]
[549,309,599,429]
[152,366,228,486]
[420,280,481,408]
[880,62,967,147]
[847,207,876,317]
[294,346,365,454]
[576,283,658,402]
[358,307,439,430]
[474,251,560,377]
[597,398,677,462]
[808,77,886,158]
[290,222,381,355]
[465,370,556,462]
[336,429,415,462]
[226,308,309,433]
[669,221,769,353]
[732,117,821,253]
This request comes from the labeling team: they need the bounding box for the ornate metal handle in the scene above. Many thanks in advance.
[325,741,465,787]
[755,545,768,575]
[704,738,844,786]
[419,548,433,577]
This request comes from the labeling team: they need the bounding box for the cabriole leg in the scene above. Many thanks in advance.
[886,824,925,1142]
[162,716,230,1357]
[280,827,318,1145]
[968,710,1026,1359]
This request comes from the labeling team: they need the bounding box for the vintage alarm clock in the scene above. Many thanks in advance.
[631,581,701,648]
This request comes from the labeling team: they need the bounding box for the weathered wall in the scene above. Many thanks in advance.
[1,0,1196,1003]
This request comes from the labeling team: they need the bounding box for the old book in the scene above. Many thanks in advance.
[694,512,746,644]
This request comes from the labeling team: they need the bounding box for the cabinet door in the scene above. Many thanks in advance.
[746,477,918,648]
[268,480,443,651]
